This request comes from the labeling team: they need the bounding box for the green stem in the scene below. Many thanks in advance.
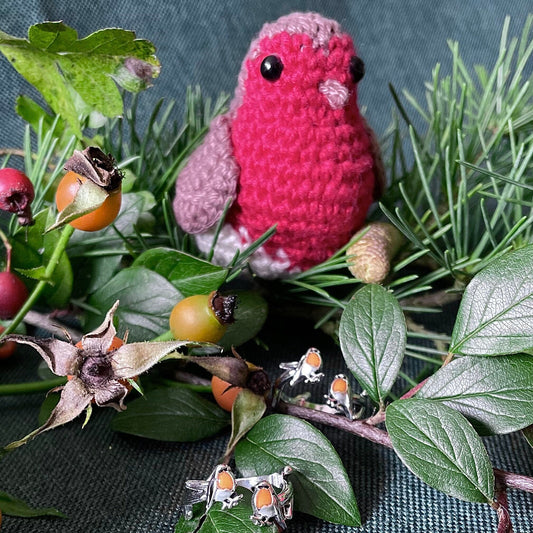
[0,224,75,339]
[0,377,66,395]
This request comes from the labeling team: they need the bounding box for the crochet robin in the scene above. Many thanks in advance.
[174,12,384,278]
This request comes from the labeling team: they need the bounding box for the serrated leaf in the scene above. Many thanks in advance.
[87,266,181,342]
[339,284,406,405]
[111,386,229,441]
[417,354,533,434]
[0,491,65,518]
[386,399,494,503]
[132,248,228,297]
[450,245,533,356]
[0,22,159,136]
[225,389,266,458]
[235,414,360,527]
[219,291,268,350]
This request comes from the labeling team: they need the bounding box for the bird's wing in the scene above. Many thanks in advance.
[361,115,386,201]
[173,114,239,234]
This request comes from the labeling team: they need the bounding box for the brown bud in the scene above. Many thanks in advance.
[347,222,404,284]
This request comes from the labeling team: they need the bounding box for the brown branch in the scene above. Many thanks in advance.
[0,148,25,158]
[278,401,533,496]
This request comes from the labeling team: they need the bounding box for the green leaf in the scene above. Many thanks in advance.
[235,414,360,527]
[450,245,533,355]
[225,389,266,458]
[386,399,494,503]
[0,23,159,136]
[38,392,61,426]
[339,284,406,405]
[111,386,229,441]
[0,491,65,518]
[133,248,228,297]
[219,291,268,350]
[190,495,275,533]
[417,353,533,435]
[87,266,181,342]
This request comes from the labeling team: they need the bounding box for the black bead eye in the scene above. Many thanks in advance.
[260,55,283,81]
[350,56,365,84]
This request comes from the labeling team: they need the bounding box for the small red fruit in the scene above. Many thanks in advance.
[0,168,35,225]
[0,271,28,319]
[0,325,17,359]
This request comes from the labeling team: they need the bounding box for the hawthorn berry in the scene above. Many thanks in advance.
[0,168,35,225]
[0,271,28,319]
[169,291,236,343]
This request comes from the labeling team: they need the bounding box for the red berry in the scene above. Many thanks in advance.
[0,168,35,226]
[0,271,28,319]
[0,325,16,359]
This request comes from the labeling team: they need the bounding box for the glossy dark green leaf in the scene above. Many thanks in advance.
[339,284,406,405]
[133,248,228,297]
[417,354,533,434]
[87,266,181,342]
[111,386,229,441]
[235,414,360,526]
[191,495,275,533]
[219,291,268,350]
[386,399,494,503]
[225,389,267,458]
[0,491,65,518]
[451,245,533,355]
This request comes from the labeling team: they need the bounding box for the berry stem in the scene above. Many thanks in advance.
[0,224,75,339]
[0,229,12,272]
[277,400,533,496]
[0,377,66,396]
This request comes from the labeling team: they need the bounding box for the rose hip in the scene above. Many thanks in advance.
[0,168,35,225]
[0,271,28,319]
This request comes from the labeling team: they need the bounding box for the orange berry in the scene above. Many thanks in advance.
[211,374,242,412]
[55,171,122,232]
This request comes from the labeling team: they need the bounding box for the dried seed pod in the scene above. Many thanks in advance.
[346,222,404,284]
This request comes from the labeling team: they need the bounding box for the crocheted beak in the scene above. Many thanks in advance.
[318,79,350,109]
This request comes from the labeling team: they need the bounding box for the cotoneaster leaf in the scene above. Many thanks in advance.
[339,284,406,405]
[386,399,494,504]
[450,245,533,356]
[235,414,360,527]
[111,386,229,441]
[417,353,533,434]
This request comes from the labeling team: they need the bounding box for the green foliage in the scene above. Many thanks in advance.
[0,491,65,518]
[0,22,159,137]
[382,15,533,285]
[450,244,533,355]
[417,353,533,435]
[235,414,360,527]
[110,386,229,441]
[339,284,406,406]
[386,399,495,504]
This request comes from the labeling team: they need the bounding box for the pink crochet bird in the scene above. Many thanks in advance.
[174,12,384,278]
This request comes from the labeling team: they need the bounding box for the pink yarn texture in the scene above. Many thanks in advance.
[174,12,383,278]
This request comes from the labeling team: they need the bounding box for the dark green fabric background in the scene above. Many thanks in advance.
[0,1,532,532]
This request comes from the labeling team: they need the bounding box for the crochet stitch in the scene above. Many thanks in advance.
[174,12,383,278]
